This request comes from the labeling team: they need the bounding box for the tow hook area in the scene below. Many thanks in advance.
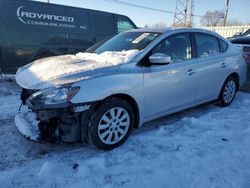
[37,112,82,143]
[58,114,82,143]
[38,118,59,142]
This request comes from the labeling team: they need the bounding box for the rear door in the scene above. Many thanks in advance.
[193,33,229,104]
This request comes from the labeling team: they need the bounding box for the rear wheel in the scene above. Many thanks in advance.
[217,76,237,107]
[88,99,134,150]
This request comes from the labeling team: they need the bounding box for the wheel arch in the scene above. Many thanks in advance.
[229,72,240,91]
[216,72,239,106]
[94,93,140,129]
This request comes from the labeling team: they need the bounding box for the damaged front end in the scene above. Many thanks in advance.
[15,86,91,143]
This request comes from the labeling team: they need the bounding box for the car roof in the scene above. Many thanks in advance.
[127,28,172,33]
[127,27,221,37]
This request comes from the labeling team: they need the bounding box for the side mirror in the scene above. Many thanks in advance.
[149,53,171,65]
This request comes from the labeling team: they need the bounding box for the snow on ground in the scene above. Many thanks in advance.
[0,80,250,188]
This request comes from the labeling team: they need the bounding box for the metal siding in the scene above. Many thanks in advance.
[201,25,250,38]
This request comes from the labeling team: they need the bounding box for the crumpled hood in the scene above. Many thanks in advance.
[16,50,139,90]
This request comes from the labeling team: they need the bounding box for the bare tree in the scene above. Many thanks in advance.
[200,10,224,27]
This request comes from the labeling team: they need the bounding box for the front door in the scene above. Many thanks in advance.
[142,33,197,120]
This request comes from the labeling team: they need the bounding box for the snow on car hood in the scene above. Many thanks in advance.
[16,50,139,90]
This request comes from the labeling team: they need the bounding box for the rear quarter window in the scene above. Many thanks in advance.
[219,39,229,53]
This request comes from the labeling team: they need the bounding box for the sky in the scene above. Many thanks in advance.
[36,0,250,27]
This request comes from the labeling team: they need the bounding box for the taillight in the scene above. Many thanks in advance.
[242,46,250,64]
[243,52,248,63]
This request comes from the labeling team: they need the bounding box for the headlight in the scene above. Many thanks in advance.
[42,87,79,105]
[27,86,80,108]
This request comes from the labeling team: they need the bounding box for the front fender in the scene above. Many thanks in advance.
[70,67,144,107]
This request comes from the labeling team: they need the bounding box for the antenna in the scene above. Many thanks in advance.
[173,0,194,27]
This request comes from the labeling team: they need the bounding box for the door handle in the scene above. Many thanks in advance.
[186,69,196,76]
[221,62,229,68]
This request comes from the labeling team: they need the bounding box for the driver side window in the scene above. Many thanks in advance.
[152,34,192,62]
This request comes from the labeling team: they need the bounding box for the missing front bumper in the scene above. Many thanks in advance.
[15,107,84,143]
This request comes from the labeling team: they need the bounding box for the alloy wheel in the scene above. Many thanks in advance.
[223,80,236,104]
[97,107,130,145]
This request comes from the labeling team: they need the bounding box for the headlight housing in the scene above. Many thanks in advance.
[27,86,80,109]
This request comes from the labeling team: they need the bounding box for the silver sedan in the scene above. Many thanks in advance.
[15,28,247,150]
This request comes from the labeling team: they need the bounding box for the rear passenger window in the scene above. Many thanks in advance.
[195,33,220,57]
[219,39,229,52]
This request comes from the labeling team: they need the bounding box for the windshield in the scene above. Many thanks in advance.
[88,32,161,54]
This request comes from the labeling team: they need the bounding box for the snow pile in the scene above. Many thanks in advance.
[15,109,40,141]
[75,50,139,65]
[15,50,139,89]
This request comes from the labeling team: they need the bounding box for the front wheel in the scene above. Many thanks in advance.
[217,77,237,107]
[88,99,134,150]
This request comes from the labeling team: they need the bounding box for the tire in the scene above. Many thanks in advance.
[217,76,237,107]
[88,99,134,150]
